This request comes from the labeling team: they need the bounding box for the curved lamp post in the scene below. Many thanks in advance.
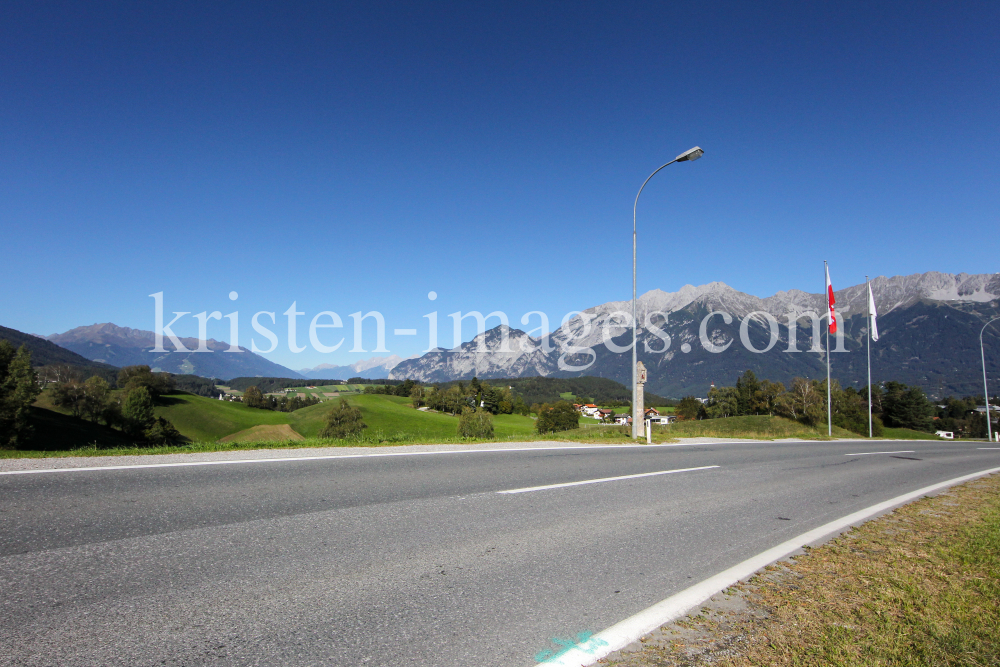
[981,316,1000,442]
[631,146,704,438]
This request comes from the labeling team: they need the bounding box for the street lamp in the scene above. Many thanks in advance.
[981,316,1000,442]
[631,146,704,438]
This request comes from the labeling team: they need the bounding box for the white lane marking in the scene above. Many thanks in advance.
[496,466,719,495]
[845,450,915,456]
[978,448,1000,450]
[542,464,1000,667]
[0,442,777,477]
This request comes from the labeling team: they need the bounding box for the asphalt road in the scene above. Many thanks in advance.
[2,439,998,666]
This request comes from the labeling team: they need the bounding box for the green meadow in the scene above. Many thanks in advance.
[8,390,953,460]
[154,394,290,442]
[155,392,537,443]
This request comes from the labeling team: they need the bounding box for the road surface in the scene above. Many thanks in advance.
[1,439,998,666]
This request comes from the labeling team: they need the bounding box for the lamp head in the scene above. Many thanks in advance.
[675,146,704,162]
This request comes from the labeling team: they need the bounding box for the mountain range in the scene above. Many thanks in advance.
[5,271,998,395]
[389,272,1000,399]
[298,355,404,380]
[0,325,114,371]
[46,323,302,380]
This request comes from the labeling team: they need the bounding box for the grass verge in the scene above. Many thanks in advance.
[600,472,1000,667]
[0,421,642,459]
[654,415,856,440]
[881,427,945,440]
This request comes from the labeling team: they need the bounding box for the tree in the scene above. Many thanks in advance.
[121,386,155,438]
[82,376,110,423]
[480,384,503,414]
[410,385,426,408]
[536,401,579,434]
[706,386,739,419]
[0,342,41,448]
[51,380,87,418]
[860,383,884,416]
[735,370,761,415]
[512,395,529,416]
[144,417,183,445]
[319,398,367,438]
[676,396,703,421]
[830,384,883,436]
[775,377,825,425]
[882,382,935,431]
[458,407,494,438]
[757,380,785,416]
[602,409,617,424]
[243,385,265,409]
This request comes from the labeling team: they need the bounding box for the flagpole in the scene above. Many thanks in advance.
[867,275,872,438]
[825,260,832,437]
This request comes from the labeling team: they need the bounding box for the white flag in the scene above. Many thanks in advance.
[868,283,879,342]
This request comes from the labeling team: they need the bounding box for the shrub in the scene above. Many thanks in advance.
[320,398,368,438]
[536,401,579,434]
[458,407,494,438]
[144,417,183,445]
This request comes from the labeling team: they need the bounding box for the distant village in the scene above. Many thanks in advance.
[573,403,676,426]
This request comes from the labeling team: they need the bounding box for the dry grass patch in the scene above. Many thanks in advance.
[218,424,304,443]
[601,473,1000,667]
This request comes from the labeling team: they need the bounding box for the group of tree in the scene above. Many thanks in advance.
[172,374,222,397]
[436,376,669,409]
[363,379,418,397]
[226,377,411,393]
[0,342,42,448]
[535,401,580,434]
[932,395,993,438]
[50,365,182,445]
[240,386,322,412]
[417,377,530,417]
[684,370,976,437]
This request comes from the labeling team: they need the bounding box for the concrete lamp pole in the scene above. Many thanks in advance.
[631,146,704,438]
[981,316,1000,442]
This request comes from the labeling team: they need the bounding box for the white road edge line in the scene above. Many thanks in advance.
[496,466,719,495]
[0,439,929,477]
[844,450,915,456]
[978,448,1000,450]
[539,464,1000,667]
[0,443,759,476]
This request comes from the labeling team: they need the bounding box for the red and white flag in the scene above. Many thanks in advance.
[825,264,837,333]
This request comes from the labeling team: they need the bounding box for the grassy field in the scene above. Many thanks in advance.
[653,415,857,440]
[13,394,951,460]
[881,426,945,440]
[604,473,1000,666]
[219,424,304,443]
[278,383,371,398]
[289,394,537,440]
[154,393,290,442]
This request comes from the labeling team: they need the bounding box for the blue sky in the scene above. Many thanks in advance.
[2,1,997,370]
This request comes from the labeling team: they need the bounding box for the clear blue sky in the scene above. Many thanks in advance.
[2,1,997,370]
